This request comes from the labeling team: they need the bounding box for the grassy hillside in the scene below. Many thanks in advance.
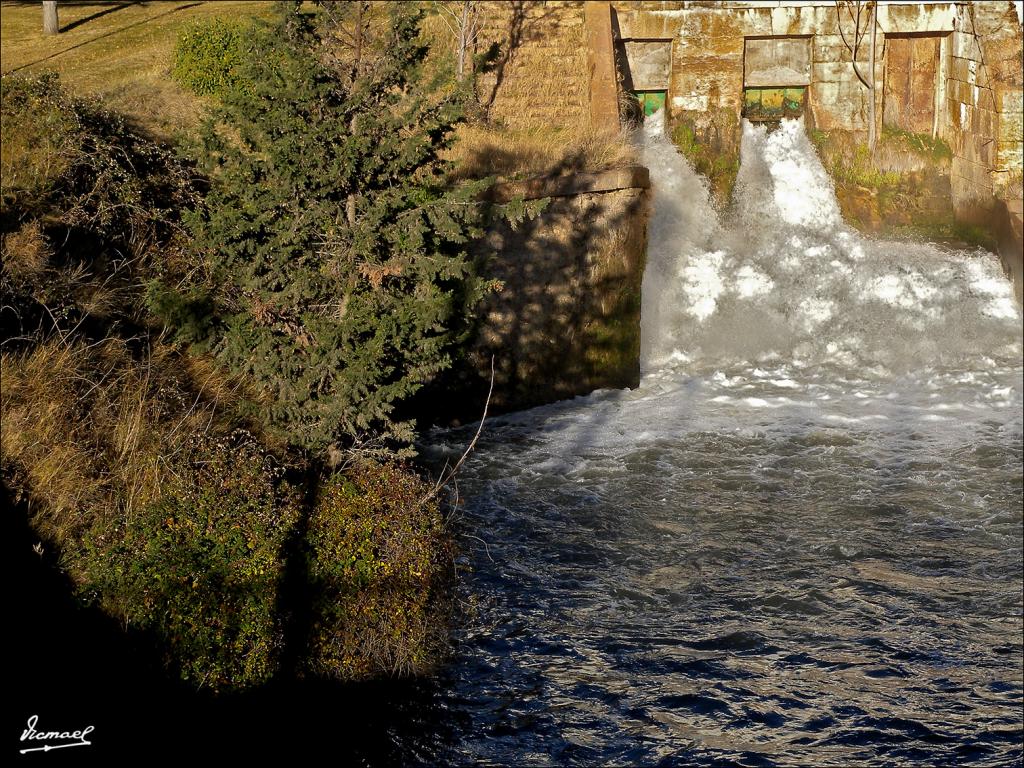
[0,1,272,137]
[1,9,457,689]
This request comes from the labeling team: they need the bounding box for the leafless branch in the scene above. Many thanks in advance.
[835,0,872,89]
[418,354,494,509]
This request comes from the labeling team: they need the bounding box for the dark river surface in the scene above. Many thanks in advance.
[411,115,1024,766]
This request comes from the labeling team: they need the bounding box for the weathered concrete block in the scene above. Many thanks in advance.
[947,77,972,106]
[614,6,684,39]
[487,166,651,203]
[811,33,841,62]
[878,2,955,33]
[992,197,1024,303]
[976,106,997,136]
[950,56,971,83]
[744,36,811,86]
[952,30,982,61]
[997,88,1024,115]
[586,1,621,132]
[771,4,832,36]
[812,61,854,83]
[672,93,709,111]
[623,39,673,90]
[952,154,995,191]
[997,140,1024,171]
[810,83,868,130]
[998,112,1024,143]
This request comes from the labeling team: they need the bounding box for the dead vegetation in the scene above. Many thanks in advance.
[1,337,237,547]
[446,123,638,181]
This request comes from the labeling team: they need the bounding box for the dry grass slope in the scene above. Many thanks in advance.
[0,1,273,137]
[2,1,636,176]
[1,338,231,547]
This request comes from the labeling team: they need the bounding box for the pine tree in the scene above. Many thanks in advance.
[167,1,493,457]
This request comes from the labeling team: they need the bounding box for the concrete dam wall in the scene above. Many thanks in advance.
[440,1,1023,420]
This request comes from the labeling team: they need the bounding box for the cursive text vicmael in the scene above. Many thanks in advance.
[20,714,94,744]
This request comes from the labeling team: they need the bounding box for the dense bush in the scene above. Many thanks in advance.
[0,76,301,691]
[1,74,196,242]
[306,461,453,680]
[172,18,250,97]
[155,3,493,458]
[0,338,295,690]
[81,432,303,690]
[0,74,79,214]
[1,74,197,347]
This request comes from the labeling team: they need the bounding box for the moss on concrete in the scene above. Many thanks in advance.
[670,108,740,209]
[806,126,979,245]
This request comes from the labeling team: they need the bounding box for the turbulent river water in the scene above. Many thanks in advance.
[417,113,1023,766]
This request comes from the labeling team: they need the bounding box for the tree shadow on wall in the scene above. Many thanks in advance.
[450,140,629,184]
[411,182,649,433]
[477,0,564,120]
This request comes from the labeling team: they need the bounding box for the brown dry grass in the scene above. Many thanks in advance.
[0,1,273,138]
[1,219,50,280]
[0,336,245,552]
[446,123,638,181]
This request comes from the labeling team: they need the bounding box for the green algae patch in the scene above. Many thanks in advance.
[671,109,740,209]
[808,127,963,240]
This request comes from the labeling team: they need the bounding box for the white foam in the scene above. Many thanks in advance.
[735,265,774,298]
[638,114,1022,373]
[680,250,726,320]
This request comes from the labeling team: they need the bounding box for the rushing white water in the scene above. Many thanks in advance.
[640,111,1021,375]
[419,110,1023,767]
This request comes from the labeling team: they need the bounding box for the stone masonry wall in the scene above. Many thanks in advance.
[435,179,650,420]
[473,0,590,132]
[945,1,1024,210]
[611,3,1022,212]
[611,2,973,134]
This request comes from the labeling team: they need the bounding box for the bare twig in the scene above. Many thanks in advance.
[418,354,494,508]
[835,0,872,90]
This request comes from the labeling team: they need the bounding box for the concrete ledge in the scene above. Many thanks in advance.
[486,165,651,203]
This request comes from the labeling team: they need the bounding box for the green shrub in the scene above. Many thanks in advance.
[172,18,250,97]
[1,337,295,691]
[1,74,196,237]
[79,431,302,691]
[809,127,950,191]
[1,68,458,693]
[157,3,493,457]
[881,124,953,164]
[306,460,453,680]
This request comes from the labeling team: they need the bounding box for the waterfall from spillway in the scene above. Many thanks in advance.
[415,107,1023,768]
[639,110,1021,375]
